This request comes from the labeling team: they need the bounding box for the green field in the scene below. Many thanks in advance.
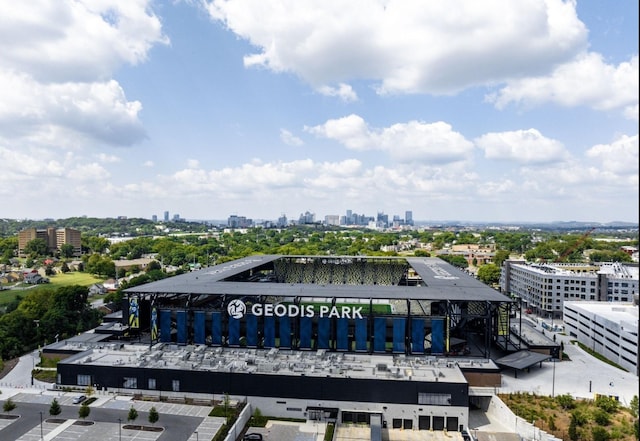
[0,272,105,306]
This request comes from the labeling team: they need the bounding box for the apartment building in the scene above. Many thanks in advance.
[563,301,638,375]
[18,227,82,257]
[500,261,639,319]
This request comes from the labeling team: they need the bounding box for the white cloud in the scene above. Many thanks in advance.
[280,129,303,146]
[0,0,166,155]
[204,0,587,94]
[187,159,201,168]
[0,0,168,82]
[585,134,639,175]
[143,160,155,167]
[316,83,357,102]
[475,128,569,165]
[306,115,474,163]
[487,53,639,118]
[97,153,121,163]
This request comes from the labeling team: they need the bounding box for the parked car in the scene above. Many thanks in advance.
[72,395,86,404]
[243,434,263,441]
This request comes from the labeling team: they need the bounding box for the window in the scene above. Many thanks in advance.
[172,380,180,392]
[418,393,452,405]
[77,374,91,386]
[148,378,156,390]
[123,377,137,389]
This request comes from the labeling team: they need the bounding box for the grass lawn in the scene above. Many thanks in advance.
[0,272,105,307]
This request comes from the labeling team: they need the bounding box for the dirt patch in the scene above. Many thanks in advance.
[73,420,95,426]
[0,358,19,380]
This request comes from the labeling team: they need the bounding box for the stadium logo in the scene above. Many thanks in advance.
[226,301,362,319]
[227,299,247,319]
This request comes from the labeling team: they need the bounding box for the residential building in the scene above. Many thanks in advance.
[18,227,81,257]
[563,301,639,375]
[500,261,639,319]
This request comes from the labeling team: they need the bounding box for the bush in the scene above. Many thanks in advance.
[556,394,576,410]
[596,395,619,413]
[249,408,268,427]
[3,398,16,412]
[594,409,611,426]
[592,426,610,441]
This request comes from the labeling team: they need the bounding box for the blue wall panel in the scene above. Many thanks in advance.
[431,318,444,354]
[194,311,205,345]
[211,312,222,346]
[374,317,386,352]
[246,314,258,347]
[176,310,187,345]
[336,318,349,351]
[355,318,368,352]
[228,317,240,346]
[264,316,275,348]
[411,318,425,354]
[317,317,330,349]
[392,318,406,353]
[279,315,291,348]
[299,317,312,349]
[160,309,171,343]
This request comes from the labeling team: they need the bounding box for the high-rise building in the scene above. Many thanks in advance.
[405,211,413,226]
[163,211,169,222]
[324,215,340,226]
[152,215,158,222]
[18,227,81,257]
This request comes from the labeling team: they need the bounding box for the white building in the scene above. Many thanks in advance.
[500,261,639,319]
[563,301,639,375]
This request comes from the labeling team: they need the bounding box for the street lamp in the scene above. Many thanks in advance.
[551,358,556,398]
[118,418,122,441]
[39,411,43,440]
[195,431,199,441]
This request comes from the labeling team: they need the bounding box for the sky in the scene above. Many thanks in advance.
[0,0,638,224]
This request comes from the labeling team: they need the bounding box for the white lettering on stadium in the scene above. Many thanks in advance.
[234,302,363,319]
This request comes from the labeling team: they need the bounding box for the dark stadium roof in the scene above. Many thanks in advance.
[125,255,511,303]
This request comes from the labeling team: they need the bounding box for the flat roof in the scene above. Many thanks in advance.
[494,350,551,370]
[125,255,510,303]
[58,343,472,384]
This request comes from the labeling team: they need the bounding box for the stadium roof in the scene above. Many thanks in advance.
[125,255,511,303]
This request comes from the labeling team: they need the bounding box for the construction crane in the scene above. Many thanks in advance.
[553,227,596,262]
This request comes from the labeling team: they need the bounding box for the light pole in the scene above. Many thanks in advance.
[195,431,199,441]
[39,411,43,440]
[551,358,556,397]
[118,418,122,441]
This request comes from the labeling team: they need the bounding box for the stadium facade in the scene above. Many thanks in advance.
[56,255,515,433]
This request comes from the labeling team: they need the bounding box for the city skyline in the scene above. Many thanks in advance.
[0,1,637,223]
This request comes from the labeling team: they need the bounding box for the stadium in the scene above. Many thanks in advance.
[55,255,522,435]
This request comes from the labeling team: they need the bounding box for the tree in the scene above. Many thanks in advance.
[148,406,159,425]
[630,395,639,418]
[477,264,501,285]
[24,238,48,257]
[78,402,90,419]
[3,398,16,412]
[128,406,138,423]
[493,249,510,267]
[49,398,61,416]
[60,243,75,258]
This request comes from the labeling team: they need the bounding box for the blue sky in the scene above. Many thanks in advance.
[1,0,637,223]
